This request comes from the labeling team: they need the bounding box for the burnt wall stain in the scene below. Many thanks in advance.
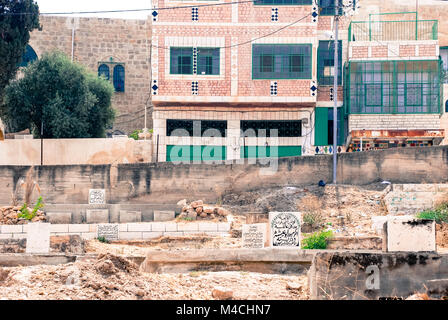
[404,219,434,226]
[328,253,384,270]
[145,168,152,194]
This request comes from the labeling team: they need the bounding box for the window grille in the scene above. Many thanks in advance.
[98,64,110,80]
[317,40,342,86]
[113,65,125,92]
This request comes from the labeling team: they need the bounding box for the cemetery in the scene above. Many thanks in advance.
[1,166,448,300]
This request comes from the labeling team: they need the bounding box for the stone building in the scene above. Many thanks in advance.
[24,16,152,134]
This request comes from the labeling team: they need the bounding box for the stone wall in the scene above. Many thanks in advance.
[28,16,152,134]
[349,114,441,131]
[0,138,152,165]
[1,146,448,206]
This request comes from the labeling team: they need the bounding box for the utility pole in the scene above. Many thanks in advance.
[40,119,43,166]
[333,6,339,185]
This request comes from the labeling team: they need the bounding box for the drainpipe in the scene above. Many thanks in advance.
[71,26,75,62]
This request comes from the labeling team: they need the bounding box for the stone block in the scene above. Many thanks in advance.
[1,225,23,233]
[45,212,72,224]
[163,232,184,237]
[86,209,109,224]
[128,223,152,232]
[12,233,27,239]
[218,222,231,232]
[154,210,175,222]
[151,222,166,232]
[164,223,178,232]
[119,210,142,223]
[49,224,69,233]
[81,233,97,240]
[387,216,436,252]
[242,223,267,249]
[26,223,50,254]
[119,232,142,240]
[68,224,90,233]
[371,216,388,235]
[142,232,164,239]
[198,223,218,232]
[178,223,199,232]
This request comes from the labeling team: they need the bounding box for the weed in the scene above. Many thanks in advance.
[299,195,324,230]
[97,236,110,244]
[18,196,44,221]
[417,207,448,224]
[301,230,333,250]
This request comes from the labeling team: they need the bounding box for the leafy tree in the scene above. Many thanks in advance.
[2,51,115,138]
[0,0,40,99]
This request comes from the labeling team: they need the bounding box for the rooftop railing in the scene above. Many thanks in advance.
[348,19,438,42]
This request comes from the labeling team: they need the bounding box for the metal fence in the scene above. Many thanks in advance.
[349,20,438,42]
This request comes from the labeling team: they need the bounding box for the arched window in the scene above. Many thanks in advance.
[445,100,448,113]
[19,45,38,67]
[113,65,125,92]
[98,64,110,80]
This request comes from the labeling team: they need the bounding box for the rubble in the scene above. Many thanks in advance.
[0,206,46,225]
[212,286,233,300]
[179,200,231,222]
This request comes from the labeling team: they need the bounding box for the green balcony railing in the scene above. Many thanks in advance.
[348,19,438,42]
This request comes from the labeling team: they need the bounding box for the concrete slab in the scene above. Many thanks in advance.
[154,210,175,222]
[26,223,50,254]
[387,216,436,252]
[119,210,142,223]
[45,212,72,224]
[86,209,109,224]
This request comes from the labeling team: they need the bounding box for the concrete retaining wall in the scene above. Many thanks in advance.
[309,251,448,300]
[2,146,448,205]
[0,222,232,241]
[384,184,448,215]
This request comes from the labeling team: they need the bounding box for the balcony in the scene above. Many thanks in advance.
[349,17,438,42]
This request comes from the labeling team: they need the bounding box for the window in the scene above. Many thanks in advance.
[317,40,342,86]
[252,44,312,79]
[113,65,125,92]
[170,47,193,75]
[18,45,37,67]
[167,119,227,137]
[254,0,312,5]
[170,47,220,75]
[319,0,343,16]
[346,60,440,114]
[241,120,302,137]
[98,64,110,80]
[197,48,220,75]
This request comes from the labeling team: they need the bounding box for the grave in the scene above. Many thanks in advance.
[26,223,50,254]
[154,210,175,222]
[86,209,109,224]
[89,189,106,205]
[119,210,142,223]
[242,224,267,249]
[97,224,119,241]
[386,216,436,252]
[269,212,301,248]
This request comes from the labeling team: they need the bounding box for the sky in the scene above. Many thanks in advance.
[35,0,153,20]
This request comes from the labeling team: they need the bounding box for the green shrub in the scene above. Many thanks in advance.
[97,236,110,244]
[129,129,142,140]
[301,230,333,250]
[417,208,448,224]
[18,196,44,221]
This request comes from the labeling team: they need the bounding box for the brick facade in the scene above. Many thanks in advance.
[28,16,152,134]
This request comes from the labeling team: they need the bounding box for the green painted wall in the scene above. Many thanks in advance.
[241,146,302,158]
[315,107,329,146]
[166,145,227,162]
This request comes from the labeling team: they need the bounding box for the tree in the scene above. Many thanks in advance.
[1,51,116,138]
[0,0,40,99]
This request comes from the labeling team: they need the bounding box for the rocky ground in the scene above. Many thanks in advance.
[0,253,309,300]
[222,183,389,237]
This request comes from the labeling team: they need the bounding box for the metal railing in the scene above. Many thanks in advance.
[349,19,438,42]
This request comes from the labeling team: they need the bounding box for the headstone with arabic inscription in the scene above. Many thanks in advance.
[89,189,106,205]
[269,212,301,248]
[97,224,119,241]
[242,223,267,249]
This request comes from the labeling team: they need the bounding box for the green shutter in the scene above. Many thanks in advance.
[241,146,302,158]
[166,145,226,162]
[315,107,329,146]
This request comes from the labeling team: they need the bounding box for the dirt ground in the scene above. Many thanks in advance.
[223,183,389,236]
[0,253,309,300]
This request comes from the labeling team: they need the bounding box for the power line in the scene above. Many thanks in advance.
[151,13,312,51]
[0,0,255,16]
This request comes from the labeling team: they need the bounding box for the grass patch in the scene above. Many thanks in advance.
[301,230,333,250]
[417,206,448,224]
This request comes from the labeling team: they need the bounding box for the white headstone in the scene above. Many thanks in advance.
[26,223,50,254]
[269,212,301,248]
[387,216,436,252]
[97,224,119,241]
[89,189,106,205]
[242,223,267,249]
